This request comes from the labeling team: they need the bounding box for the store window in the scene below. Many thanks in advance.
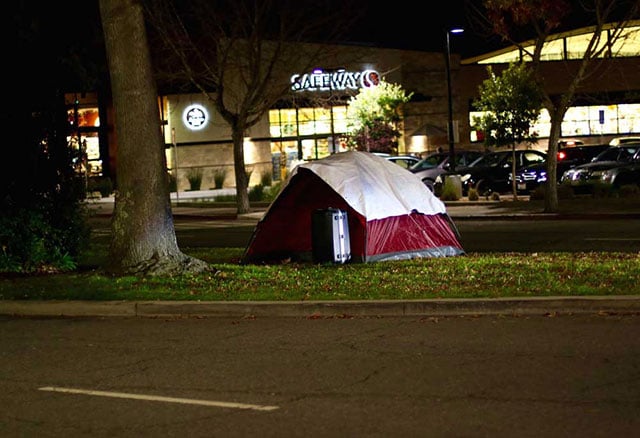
[66,93,103,176]
[617,104,640,133]
[298,108,316,136]
[470,102,640,143]
[476,23,640,64]
[268,105,352,179]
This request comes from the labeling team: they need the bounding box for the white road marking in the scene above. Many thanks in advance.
[38,386,279,411]
[584,238,640,241]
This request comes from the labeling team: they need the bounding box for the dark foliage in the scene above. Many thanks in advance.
[0,91,91,273]
[1,2,100,273]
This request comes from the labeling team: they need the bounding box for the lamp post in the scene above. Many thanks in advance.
[446,27,464,172]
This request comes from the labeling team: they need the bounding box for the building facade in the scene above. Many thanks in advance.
[68,22,640,192]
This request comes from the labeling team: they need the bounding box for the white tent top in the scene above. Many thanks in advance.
[289,151,447,220]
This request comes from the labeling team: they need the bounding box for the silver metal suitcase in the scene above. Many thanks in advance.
[311,208,351,264]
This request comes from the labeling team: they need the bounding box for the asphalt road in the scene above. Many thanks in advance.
[86,196,640,253]
[125,216,640,253]
[2,313,639,437]
[3,205,640,436]
[86,212,640,253]
[454,218,640,253]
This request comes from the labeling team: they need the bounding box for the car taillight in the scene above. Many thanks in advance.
[557,151,567,160]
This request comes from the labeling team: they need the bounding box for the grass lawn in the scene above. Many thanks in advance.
[2,195,640,302]
[1,243,639,301]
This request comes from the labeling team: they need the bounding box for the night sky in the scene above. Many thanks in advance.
[6,0,613,94]
[346,0,508,58]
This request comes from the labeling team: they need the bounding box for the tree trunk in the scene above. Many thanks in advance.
[544,105,564,213]
[231,124,250,214]
[100,0,212,276]
[510,143,518,200]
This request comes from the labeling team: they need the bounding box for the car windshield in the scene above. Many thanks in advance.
[522,151,546,165]
[455,151,484,167]
[469,152,507,168]
[609,137,640,146]
[594,146,639,162]
[410,153,447,171]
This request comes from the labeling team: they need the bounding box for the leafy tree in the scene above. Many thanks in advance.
[473,62,544,199]
[346,80,413,154]
[480,0,640,212]
[99,0,211,276]
[143,0,358,214]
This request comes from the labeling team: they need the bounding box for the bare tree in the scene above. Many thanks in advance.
[144,0,360,213]
[99,0,211,275]
[479,0,639,212]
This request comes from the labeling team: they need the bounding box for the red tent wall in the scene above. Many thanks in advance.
[364,213,463,262]
[242,169,368,263]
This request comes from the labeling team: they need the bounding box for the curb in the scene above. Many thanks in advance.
[2,296,640,319]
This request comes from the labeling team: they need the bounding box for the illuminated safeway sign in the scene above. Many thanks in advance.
[182,104,209,130]
[290,68,380,92]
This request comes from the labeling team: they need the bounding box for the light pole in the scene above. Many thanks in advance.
[446,27,464,172]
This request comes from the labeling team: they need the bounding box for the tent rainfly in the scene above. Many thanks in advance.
[241,151,464,264]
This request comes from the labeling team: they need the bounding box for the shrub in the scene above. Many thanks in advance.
[263,181,282,202]
[1,94,90,273]
[530,184,575,200]
[618,184,640,198]
[467,187,479,201]
[1,171,89,274]
[167,172,177,192]
[0,207,85,273]
[248,184,265,201]
[260,171,272,187]
[593,183,614,198]
[557,184,575,200]
[439,176,461,201]
[211,182,282,204]
[214,194,236,202]
[186,167,204,191]
[87,176,113,197]
[530,186,545,200]
[439,187,459,201]
[213,167,227,189]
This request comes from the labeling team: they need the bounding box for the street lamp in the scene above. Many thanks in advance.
[446,27,464,172]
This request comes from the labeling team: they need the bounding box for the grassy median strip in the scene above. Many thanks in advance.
[1,246,639,301]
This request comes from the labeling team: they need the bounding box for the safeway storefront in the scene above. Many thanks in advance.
[153,48,455,192]
[69,22,640,193]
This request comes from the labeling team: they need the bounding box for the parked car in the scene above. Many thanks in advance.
[560,144,640,194]
[609,136,640,146]
[409,150,485,192]
[557,138,584,147]
[437,149,547,196]
[385,154,421,169]
[510,144,610,194]
[373,152,421,170]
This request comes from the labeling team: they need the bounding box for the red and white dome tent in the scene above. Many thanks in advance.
[241,151,464,264]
